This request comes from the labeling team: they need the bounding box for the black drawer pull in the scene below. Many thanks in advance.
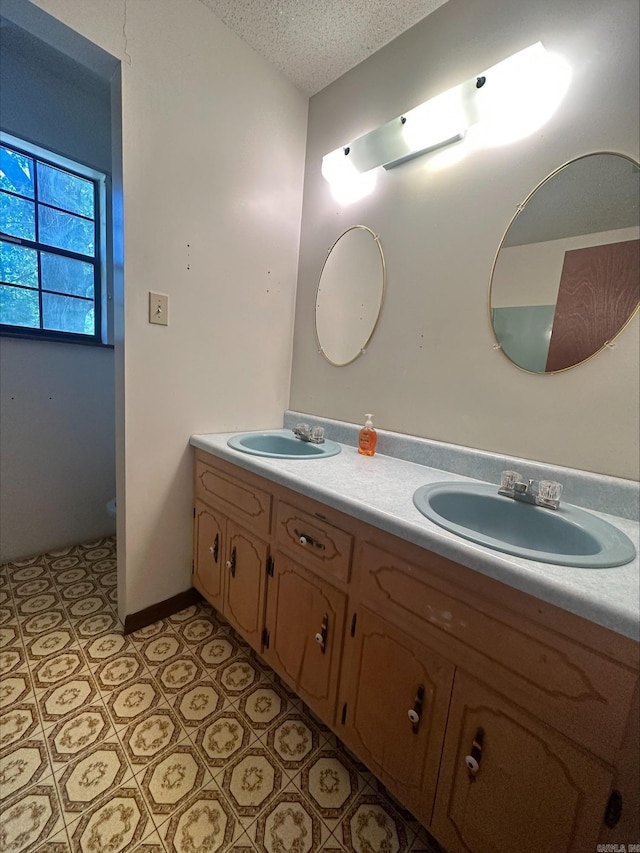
[208,533,219,563]
[465,727,484,777]
[407,685,425,733]
[314,613,329,653]
[226,546,236,577]
[294,528,325,551]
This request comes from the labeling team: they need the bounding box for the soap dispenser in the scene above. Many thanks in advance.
[358,414,377,457]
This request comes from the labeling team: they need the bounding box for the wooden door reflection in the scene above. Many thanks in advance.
[546,239,639,372]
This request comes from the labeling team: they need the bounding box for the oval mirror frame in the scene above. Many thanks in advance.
[315,225,386,367]
[489,152,640,374]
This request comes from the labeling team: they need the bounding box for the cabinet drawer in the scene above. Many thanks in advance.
[275,501,353,583]
[357,541,637,762]
[195,457,271,536]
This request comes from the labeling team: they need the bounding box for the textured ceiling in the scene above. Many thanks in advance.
[197,0,451,96]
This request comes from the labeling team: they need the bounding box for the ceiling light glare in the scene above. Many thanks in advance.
[321,147,377,204]
[475,42,572,146]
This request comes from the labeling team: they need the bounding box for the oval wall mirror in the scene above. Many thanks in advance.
[490,152,639,373]
[315,225,386,366]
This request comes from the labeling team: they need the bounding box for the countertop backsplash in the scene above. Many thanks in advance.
[284,410,640,522]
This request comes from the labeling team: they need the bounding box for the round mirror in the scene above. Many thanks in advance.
[315,225,385,366]
[490,152,639,373]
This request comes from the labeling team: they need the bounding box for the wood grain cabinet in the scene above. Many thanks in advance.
[339,605,454,827]
[193,500,225,612]
[223,518,269,651]
[193,452,271,652]
[192,449,639,852]
[261,499,351,721]
[193,502,268,652]
[432,672,615,853]
[263,551,346,722]
[275,500,353,583]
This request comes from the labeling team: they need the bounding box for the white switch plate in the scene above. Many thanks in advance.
[149,292,168,326]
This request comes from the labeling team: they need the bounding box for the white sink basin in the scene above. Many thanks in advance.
[413,482,636,568]
[227,430,342,460]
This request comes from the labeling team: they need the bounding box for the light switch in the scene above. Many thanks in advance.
[149,292,168,326]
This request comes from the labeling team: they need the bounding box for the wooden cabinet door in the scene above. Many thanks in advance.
[263,553,346,724]
[223,519,268,653]
[341,606,455,827]
[193,500,225,612]
[432,671,614,853]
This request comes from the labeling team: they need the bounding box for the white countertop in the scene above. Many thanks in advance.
[190,430,640,642]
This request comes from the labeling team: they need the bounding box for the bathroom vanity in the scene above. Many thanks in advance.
[190,423,639,853]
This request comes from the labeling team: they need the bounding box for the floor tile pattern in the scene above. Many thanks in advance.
[0,538,445,853]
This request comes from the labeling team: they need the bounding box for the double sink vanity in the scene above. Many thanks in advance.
[190,413,639,853]
[184,148,640,852]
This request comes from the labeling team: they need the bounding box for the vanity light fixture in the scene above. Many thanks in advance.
[322,42,571,202]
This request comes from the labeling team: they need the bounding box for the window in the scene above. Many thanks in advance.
[0,136,107,344]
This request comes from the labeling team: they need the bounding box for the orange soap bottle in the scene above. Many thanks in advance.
[358,414,377,456]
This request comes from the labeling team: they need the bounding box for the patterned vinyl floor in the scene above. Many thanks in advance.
[0,537,445,853]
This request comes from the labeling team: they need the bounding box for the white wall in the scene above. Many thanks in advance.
[0,340,116,558]
[492,227,640,308]
[291,0,640,481]
[14,0,308,617]
[0,22,112,168]
[0,23,116,560]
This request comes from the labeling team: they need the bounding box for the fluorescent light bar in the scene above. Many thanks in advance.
[321,42,572,203]
[383,131,466,170]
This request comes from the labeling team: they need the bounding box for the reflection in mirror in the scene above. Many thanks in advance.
[315,225,385,366]
[490,153,639,373]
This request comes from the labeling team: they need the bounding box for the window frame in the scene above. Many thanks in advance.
[0,132,109,347]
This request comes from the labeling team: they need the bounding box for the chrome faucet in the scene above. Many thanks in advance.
[292,423,325,444]
[498,471,563,510]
